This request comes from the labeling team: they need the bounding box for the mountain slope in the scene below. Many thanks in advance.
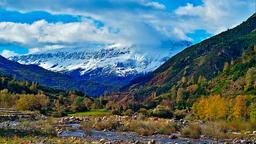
[127,13,256,100]
[0,56,113,96]
[10,41,191,91]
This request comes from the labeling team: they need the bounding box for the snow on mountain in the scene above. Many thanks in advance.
[9,41,191,90]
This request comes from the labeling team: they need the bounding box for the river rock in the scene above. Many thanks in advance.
[57,130,63,136]
[169,134,178,139]
[100,138,105,143]
[147,140,156,144]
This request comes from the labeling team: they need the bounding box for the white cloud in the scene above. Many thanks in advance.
[0,20,123,51]
[174,0,255,34]
[0,0,254,54]
[145,2,166,10]
[1,50,19,57]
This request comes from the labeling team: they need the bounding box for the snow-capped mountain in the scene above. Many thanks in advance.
[9,41,191,94]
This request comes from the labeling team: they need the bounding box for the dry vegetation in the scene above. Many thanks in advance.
[81,115,177,136]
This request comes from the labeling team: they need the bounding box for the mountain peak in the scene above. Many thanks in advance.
[9,41,191,95]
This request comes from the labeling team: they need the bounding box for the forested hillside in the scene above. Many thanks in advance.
[127,13,256,100]
[104,13,256,121]
[0,74,96,116]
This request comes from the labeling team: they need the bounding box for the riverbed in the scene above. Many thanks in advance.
[59,123,215,144]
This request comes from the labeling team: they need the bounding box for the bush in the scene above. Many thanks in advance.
[174,109,188,120]
[181,124,201,139]
[128,119,176,136]
[122,109,133,116]
[151,105,173,118]
[81,121,94,135]
[94,118,121,131]
[200,122,227,139]
[138,108,148,115]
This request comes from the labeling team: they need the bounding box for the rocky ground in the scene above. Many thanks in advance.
[0,109,255,143]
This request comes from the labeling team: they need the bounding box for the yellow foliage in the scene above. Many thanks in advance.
[193,95,251,121]
[193,95,228,121]
[232,95,247,120]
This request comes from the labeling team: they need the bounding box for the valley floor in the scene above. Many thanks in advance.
[0,110,255,144]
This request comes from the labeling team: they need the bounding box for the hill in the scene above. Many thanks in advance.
[0,73,96,116]
[126,13,256,101]
[0,56,113,96]
[103,13,256,118]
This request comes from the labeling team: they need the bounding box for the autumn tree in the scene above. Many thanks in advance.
[223,62,230,72]
[0,89,16,108]
[244,68,256,91]
[232,95,248,120]
[34,93,49,110]
[197,75,206,85]
[15,95,35,111]
[169,87,177,102]
[176,88,185,103]
[249,103,256,122]
[29,82,37,91]
[192,95,228,120]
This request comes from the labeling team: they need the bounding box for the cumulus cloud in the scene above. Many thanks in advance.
[174,0,255,34]
[0,20,122,51]
[0,0,254,54]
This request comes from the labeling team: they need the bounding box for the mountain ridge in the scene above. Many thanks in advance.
[123,13,256,100]
[10,41,191,94]
[0,55,114,96]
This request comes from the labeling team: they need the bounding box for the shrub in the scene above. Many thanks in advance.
[81,120,94,135]
[128,119,176,136]
[94,118,121,131]
[181,124,201,139]
[152,105,173,118]
[138,108,148,115]
[174,109,188,120]
[200,122,227,139]
[122,109,133,116]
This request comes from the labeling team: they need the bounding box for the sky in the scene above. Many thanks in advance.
[0,0,255,57]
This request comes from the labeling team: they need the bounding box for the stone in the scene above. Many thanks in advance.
[148,140,156,144]
[100,139,105,143]
[169,134,178,139]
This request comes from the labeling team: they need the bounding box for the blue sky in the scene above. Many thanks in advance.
[0,0,254,57]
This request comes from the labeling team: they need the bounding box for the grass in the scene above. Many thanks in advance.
[68,109,112,117]
[81,115,177,136]
[181,124,201,139]
[181,121,256,140]
[0,136,92,144]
